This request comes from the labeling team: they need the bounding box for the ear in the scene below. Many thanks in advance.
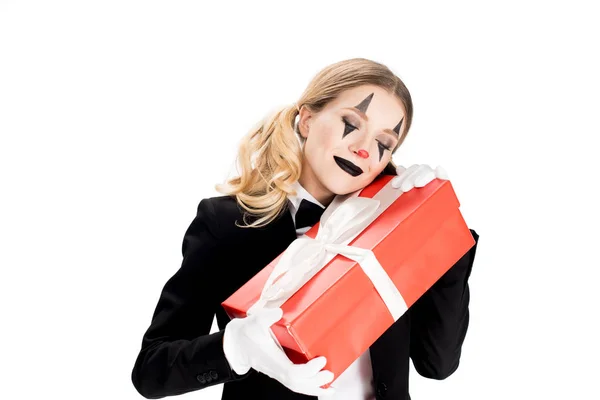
[297,105,312,139]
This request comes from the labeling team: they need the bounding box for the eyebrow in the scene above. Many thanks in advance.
[343,107,401,138]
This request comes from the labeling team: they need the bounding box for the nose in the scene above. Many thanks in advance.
[356,149,369,158]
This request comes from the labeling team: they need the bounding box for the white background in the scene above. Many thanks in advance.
[1,1,599,399]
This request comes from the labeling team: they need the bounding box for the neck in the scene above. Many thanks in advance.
[298,159,336,207]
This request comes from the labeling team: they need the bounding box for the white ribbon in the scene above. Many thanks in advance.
[247,179,408,321]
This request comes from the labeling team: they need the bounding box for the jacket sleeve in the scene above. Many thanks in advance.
[131,198,251,399]
[409,229,480,380]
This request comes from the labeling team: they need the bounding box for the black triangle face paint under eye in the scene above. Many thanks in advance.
[354,92,374,113]
[342,120,356,139]
[378,143,385,161]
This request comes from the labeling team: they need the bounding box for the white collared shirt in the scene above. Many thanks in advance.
[286,180,326,237]
[286,180,375,400]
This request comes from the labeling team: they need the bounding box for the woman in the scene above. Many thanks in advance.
[131,57,479,400]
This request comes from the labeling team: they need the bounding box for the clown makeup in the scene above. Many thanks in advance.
[340,92,403,162]
[297,84,406,204]
[393,117,404,136]
[354,92,374,114]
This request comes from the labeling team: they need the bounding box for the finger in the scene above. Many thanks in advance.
[414,169,436,187]
[395,165,406,176]
[288,378,335,397]
[291,356,328,378]
[435,165,449,180]
[293,369,334,389]
[402,164,432,191]
[288,382,334,397]
[400,178,414,192]
[284,369,336,396]
[305,385,336,397]
[307,356,328,370]
[393,164,419,189]
[400,164,424,192]
[400,163,419,179]
[311,369,335,386]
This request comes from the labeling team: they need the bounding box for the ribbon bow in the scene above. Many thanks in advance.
[247,189,408,321]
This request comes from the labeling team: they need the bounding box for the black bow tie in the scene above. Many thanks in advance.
[294,198,325,229]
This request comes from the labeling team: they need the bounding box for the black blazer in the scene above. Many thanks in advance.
[131,189,480,400]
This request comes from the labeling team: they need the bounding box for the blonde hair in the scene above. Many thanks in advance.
[215,57,413,229]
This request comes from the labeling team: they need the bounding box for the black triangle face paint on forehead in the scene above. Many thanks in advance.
[393,117,404,135]
[354,92,374,114]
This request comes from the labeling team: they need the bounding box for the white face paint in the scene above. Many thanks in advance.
[297,84,405,205]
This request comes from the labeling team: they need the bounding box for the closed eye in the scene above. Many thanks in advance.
[343,116,393,161]
[376,141,391,161]
[341,117,357,138]
[377,141,391,151]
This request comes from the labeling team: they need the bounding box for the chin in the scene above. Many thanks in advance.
[321,174,367,196]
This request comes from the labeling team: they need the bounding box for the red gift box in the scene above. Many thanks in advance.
[221,174,475,384]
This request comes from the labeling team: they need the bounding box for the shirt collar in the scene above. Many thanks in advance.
[287,180,326,215]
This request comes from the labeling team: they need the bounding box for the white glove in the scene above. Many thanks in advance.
[391,164,449,192]
[223,307,335,396]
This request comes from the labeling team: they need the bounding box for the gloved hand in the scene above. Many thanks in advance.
[391,164,449,192]
[223,307,335,396]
